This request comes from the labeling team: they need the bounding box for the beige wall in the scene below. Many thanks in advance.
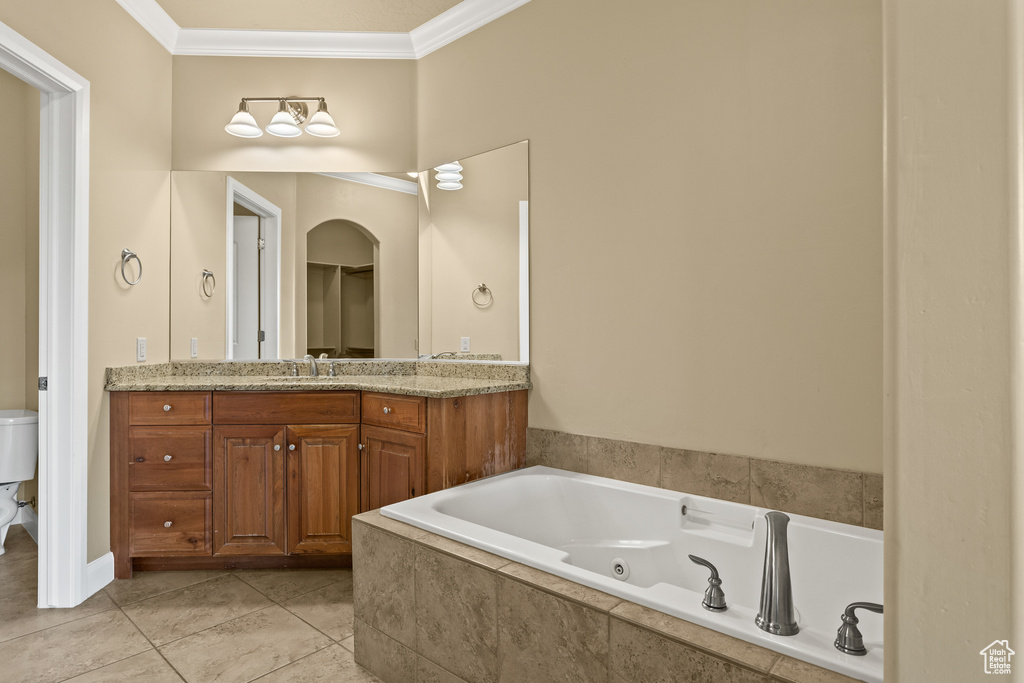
[420,141,527,360]
[172,56,416,173]
[307,220,375,266]
[885,0,1020,678]
[417,0,883,474]
[170,171,299,360]
[0,69,32,410]
[0,1,173,561]
[295,174,418,358]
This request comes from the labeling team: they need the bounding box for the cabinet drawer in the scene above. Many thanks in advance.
[361,392,426,434]
[129,392,211,426]
[213,391,359,424]
[129,492,211,556]
[129,427,211,491]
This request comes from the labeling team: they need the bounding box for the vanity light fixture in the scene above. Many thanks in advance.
[225,97,340,139]
[434,161,463,190]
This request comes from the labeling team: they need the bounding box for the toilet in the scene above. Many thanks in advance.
[0,410,38,554]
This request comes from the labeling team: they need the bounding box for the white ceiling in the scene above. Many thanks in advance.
[156,0,462,33]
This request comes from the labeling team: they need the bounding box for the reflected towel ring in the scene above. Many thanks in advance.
[472,283,493,307]
[120,248,142,286]
[202,269,216,298]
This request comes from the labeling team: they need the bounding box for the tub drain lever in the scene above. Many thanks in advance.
[688,555,727,612]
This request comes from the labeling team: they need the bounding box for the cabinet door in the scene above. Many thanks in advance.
[213,426,287,556]
[286,424,360,554]
[361,425,425,512]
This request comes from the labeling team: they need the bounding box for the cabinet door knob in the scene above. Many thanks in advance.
[274,444,281,451]
[163,404,171,412]
[164,454,172,462]
[164,521,172,528]
[357,443,364,451]
[289,444,296,451]
[383,406,391,414]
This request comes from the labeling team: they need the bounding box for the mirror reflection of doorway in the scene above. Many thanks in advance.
[232,204,262,359]
[306,220,377,358]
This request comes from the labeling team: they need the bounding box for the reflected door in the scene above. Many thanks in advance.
[233,215,261,359]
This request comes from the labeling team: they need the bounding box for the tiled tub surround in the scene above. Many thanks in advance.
[105,360,531,397]
[353,509,866,683]
[527,428,883,530]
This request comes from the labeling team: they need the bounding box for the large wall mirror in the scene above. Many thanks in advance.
[169,140,529,363]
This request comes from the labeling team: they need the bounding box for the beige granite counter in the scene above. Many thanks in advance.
[105,360,531,399]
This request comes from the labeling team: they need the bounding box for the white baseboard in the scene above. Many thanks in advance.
[86,552,114,597]
[13,505,38,542]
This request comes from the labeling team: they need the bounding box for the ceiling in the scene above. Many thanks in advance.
[156,0,463,33]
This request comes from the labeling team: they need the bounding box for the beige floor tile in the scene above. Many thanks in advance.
[122,574,271,646]
[282,573,354,640]
[0,610,151,683]
[340,635,355,652]
[253,644,383,682]
[63,649,184,682]
[160,604,333,683]
[104,569,230,606]
[0,584,117,644]
[235,567,349,602]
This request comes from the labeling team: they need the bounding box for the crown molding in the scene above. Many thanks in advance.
[115,0,530,59]
[319,173,419,195]
[411,0,532,57]
[115,0,179,52]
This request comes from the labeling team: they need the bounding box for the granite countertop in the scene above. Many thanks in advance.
[105,360,531,399]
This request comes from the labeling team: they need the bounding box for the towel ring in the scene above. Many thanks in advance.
[202,269,216,298]
[472,283,493,307]
[120,248,142,286]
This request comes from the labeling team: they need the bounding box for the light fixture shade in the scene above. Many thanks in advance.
[436,171,463,182]
[266,101,302,137]
[305,100,340,138]
[434,161,464,190]
[225,102,262,138]
[434,161,463,173]
[437,181,463,191]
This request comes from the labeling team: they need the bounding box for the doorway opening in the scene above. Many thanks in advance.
[306,220,379,358]
[225,178,281,360]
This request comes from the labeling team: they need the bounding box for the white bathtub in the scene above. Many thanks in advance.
[381,466,883,683]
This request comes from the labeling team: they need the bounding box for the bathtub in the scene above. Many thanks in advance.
[381,466,883,683]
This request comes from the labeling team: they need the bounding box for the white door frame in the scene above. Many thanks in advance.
[0,21,92,608]
[225,177,282,359]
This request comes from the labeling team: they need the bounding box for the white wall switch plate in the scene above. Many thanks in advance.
[460,336,471,352]
[136,337,147,362]
[190,337,198,358]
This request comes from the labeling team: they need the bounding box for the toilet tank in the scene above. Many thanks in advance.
[0,410,38,483]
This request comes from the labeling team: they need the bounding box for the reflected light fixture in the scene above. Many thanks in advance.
[434,161,463,190]
[225,97,340,139]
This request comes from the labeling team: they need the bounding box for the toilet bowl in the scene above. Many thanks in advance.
[0,410,38,554]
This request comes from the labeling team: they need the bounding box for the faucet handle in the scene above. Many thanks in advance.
[688,555,727,612]
[834,602,883,656]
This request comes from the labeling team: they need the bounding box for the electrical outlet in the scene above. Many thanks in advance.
[190,337,198,358]
[136,337,147,362]
[460,336,471,352]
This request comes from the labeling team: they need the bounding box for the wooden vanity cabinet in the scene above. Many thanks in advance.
[111,387,527,578]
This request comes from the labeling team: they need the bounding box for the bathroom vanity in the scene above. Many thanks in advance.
[106,361,529,578]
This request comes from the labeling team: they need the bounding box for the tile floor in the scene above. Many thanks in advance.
[0,525,383,682]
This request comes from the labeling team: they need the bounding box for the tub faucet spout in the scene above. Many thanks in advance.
[755,511,799,636]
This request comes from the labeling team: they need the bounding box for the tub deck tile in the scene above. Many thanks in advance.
[353,509,431,542]
[610,602,780,673]
[498,562,623,612]
[352,522,418,648]
[769,655,865,683]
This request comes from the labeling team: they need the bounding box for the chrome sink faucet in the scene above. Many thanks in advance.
[303,354,319,377]
[755,511,799,636]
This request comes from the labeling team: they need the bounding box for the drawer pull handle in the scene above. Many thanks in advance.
[274,445,281,451]
[164,455,172,462]
[135,457,145,463]
[383,406,392,414]
[164,521,172,528]
[163,404,171,412]
[288,444,296,451]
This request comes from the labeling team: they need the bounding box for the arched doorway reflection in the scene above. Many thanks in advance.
[306,219,378,358]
